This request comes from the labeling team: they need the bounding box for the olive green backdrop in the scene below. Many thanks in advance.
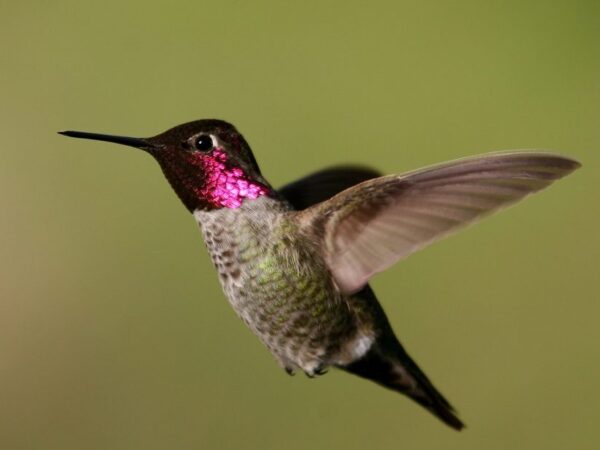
[2,1,598,449]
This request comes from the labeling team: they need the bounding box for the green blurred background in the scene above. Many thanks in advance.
[1,1,599,449]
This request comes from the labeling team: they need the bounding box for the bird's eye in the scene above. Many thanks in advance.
[194,135,213,152]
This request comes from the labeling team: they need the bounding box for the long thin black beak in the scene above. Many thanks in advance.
[58,130,154,150]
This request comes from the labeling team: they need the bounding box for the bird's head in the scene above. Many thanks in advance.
[60,119,272,211]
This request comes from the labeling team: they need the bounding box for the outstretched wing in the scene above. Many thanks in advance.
[298,152,580,294]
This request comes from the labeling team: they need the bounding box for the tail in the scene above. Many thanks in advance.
[342,341,465,430]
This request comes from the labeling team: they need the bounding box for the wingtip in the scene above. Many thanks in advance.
[567,157,582,170]
[545,154,582,176]
[505,151,581,171]
[476,151,582,178]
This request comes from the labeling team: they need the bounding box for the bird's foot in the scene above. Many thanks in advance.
[304,364,328,378]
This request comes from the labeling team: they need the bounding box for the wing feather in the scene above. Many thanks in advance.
[299,152,580,294]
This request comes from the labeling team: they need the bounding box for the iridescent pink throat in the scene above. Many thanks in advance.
[193,148,270,209]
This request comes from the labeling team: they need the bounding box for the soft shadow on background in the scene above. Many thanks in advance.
[1,1,599,449]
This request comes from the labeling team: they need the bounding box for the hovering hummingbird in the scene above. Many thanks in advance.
[60,120,580,430]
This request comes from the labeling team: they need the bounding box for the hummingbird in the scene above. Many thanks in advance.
[60,120,580,430]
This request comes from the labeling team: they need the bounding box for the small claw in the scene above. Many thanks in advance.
[285,367,296,376]
[315,366,329,376]
[304,364,328,378]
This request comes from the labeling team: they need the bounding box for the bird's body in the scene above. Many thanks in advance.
[60,119,580,430]
[197,197,341,373]
[195,190,464,428]
[196,195,373,374]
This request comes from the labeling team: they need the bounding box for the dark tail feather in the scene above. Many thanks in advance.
[342,343,465,430]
